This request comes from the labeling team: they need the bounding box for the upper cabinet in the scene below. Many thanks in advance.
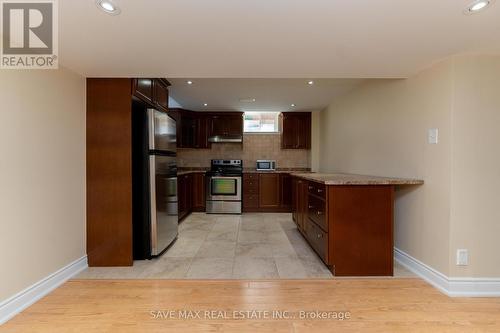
[194,115,210,149]
[153,80,169,112]
[169,109,211,149]
[169,110,243,149]
[209,113,243,137]
[281,112,311,149]
[132,78,170,112]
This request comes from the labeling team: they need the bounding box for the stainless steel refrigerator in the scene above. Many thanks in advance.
[132,107,178,259]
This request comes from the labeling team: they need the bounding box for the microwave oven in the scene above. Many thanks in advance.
[256,160,276,171]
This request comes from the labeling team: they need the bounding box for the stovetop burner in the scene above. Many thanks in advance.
[208,159,243,176]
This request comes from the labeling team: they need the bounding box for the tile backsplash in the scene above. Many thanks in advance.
[177,134,310,169]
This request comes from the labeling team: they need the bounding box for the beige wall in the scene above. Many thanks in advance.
[0,68,86,301]
[178,133,310,169]
[318,55,500,278]
[310,111,321,172]
[319,60,454,275]
[449,56,500,277]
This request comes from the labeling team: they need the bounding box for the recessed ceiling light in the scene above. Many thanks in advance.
[96,0,121,15]
[186,80,193,85]
[307,80,314,85]
[465,0,494,14]
[291,103,296,107]
[203,103,208,106]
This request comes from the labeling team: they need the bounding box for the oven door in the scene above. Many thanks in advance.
[207,176,242,201]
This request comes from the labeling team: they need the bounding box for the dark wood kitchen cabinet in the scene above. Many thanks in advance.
[178,173,192,222]
[169,109,210,149]
[132,78,170,112]
[153,79,169,112]
[281,112,311,149]
[280,173,292,210]
[178,172,206,220]
[259,173,280,208]
[243,173,292,212]
[194,115,210,149]
[209,113,243,137]
[191,172,206,211]
[243,173,260,211]
[87,77,170,267]
[291,175,394,276]
[292,177,308,234]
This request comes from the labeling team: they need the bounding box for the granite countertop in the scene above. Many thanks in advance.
[178,168,311,175]
[177,169,208,176]
[243,168,311,173]
[291,173,424,185]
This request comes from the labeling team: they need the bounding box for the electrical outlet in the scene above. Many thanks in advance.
[456,249,469,266]
[428,128,439,144]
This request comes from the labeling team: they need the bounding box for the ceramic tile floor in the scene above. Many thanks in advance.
[77,213,416,280]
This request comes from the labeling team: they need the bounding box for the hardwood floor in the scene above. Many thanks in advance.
[2,279,500,332]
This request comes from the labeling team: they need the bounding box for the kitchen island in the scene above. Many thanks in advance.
[291,173,423,277]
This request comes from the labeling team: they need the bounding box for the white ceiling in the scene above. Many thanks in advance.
[168,78,363,112]
[59,0,500,78]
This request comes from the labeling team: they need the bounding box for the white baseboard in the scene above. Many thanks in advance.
[0,255,88,325]
[395,248,500,297]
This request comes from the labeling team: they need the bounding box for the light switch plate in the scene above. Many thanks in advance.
[456,249,469,266]
[428,128,439,144]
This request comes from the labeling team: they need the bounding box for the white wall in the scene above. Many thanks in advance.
[318,55,500,278]
[0,68,86,301]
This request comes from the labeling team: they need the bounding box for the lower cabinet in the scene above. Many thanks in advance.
[178,173,192,221]
[291,176,395,277]
[243,173,259,210]
[292,177,309,234]
[259,173,280,208]
[191,173,206,212]
[178,172,206,221]
[243,173,292,212]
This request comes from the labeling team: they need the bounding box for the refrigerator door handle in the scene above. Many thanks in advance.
[149,155,158,255]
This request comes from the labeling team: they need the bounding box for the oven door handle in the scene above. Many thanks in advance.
[209,176,241,181]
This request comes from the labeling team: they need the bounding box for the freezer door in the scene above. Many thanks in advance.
[148,109,177,152]
[149,155,178,256]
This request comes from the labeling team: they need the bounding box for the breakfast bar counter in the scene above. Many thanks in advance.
[290,173,423,277]
[291,172,424,186]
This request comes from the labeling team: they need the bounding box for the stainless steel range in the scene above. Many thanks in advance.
[206,160,243,214]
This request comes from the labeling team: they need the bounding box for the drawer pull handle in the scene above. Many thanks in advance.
[308,186,313,190]
[308,205,314,209]
[317,189,323,193]
[317,234,322,239]
[317,211,323,215]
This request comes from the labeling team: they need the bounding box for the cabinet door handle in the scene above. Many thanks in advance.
[308,186,313,190]
[317,189,323,193]
[308,205,314,209]
[317,211,323,216]
[317,234,322,239]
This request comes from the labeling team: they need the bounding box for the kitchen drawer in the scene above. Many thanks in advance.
[244,173,259,180]
[243,194,259,208]
[307,194,327,232]
[243,186,259,195]
[305,219,328,262]
[244,179,259,188]
[308,181,326,199]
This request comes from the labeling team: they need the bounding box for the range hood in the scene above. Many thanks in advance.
[208,135,243,143]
